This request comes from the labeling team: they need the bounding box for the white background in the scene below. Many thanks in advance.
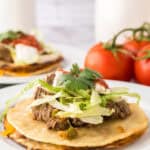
[36,0,95,49]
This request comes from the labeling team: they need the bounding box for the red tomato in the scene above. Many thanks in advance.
[139,41,150,49]
[84,43,134,81]
[141,44,150,51]
[123,40,150,55]
[123,40,140,55]
[134,45,150,85]
[2,34,43,51]
[11,35,43,51]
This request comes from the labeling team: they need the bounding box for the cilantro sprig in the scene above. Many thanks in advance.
[58,64,102,91]
[70,64,80,76]
[0,30,24,42]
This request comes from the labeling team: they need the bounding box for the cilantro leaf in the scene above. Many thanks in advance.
[79,103,87,110]
[38,79,61,93]
[57,64,102,92]
[64,78,89,91]
[0,30,23,41]
[79,68,101,80]
[70,63,80,76]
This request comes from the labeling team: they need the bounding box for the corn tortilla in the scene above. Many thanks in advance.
[7,127,146,150]
[0,56,63,76]
[7,99,148,148]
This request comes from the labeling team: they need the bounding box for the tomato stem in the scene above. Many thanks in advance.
[133,27,150,41]
[112,28,135,48]
[104,28,135,50]
[118,49,136,59]
[104,23,150,59]
[109,23,150,49]
[136,50,150,60]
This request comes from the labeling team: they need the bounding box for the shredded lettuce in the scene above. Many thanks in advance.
[99,87,141,106]
[29,93,81,113]
[0,30,23,41]
[0,80,38,121]
[97,87,129,94]
[28,84,140,125]
[0,79,61,121]
[124,92,141,104]
[77,89,90,99]
[110,87,129,93]
[90,90,101,106]
[38,79,61,93]
[100,92,140,106]
[28,93,61,108]
[0,69,141,127]
[55,105,113,118]
[80,116,103,124]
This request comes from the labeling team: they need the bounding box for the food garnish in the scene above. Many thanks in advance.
[0,30,63,76]
[0,64,140,133]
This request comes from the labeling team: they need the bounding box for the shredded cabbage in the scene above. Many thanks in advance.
[0,75,141,126]
[0,79,61,121]
[29,95,82,113]
[80,116,103,124]
[38,79,61,93]
[101,91,140,106]
[0,80,38,121]
[90,90,101,106]
[55,105,113,118]
[28,85,140,124]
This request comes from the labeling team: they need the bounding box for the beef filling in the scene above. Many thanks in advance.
[106,100,131,119]
[34,87,51,99]
[0,45,13,62]
[32,74,131,131]
[34,73,55,99]
[32,100,131,131]
[46,73,55,85]
[32,104,54,122]
[69,118,87,127]
[32,104,86,130]
[47,118,70,131]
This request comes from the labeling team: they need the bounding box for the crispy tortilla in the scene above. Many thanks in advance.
[0,56,63,76]
[7,126,145,150]
[7,99,148,149]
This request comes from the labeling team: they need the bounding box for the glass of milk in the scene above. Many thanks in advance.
[95,0,150,42]
[0,0,35,32]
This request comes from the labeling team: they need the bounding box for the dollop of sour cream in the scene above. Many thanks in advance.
[53,71,63,87]
[14,44,39,64]
[95,83,106,93]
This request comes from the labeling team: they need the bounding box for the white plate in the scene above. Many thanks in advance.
[0,80,149,150]
[0,44,86,84]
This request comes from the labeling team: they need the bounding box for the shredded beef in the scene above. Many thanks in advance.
[46,73,55,85]
[34,73,55,99]
[32,74,131,131]
[106,100,131,119]
[32,100,131,131]
[47,118,70,131]
[32,104,86,130]
[0,45,13,62]
[34,87,51,99]
[32,104,54,122]
[69,118,86,127]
